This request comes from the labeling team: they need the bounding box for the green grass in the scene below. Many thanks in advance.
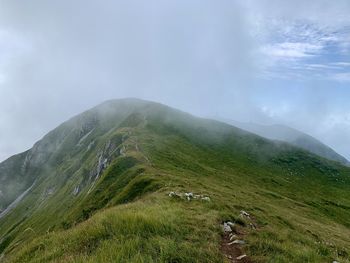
[8,199,221,263]
[0,99,349,262]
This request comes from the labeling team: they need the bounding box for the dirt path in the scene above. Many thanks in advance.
[221,229,252,263]
[221,211,259,263]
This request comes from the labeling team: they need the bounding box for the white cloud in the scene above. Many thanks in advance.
[330,72,350,82]
[330,62,350,67]
[305,64,340,70]
[262,42,323,59]
[243,0,350,83]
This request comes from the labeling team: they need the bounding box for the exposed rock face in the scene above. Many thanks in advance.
[96,153,108,180]
[77,115,98,138]
[73,186,80,196]
[86,133,129,194]
[77,129,94,146]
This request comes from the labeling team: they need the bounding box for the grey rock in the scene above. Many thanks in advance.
[230,239,245,245]
[236,254,247,260]
[229,234,237,241]
[185,192,194,201]
[169,191,177,197]
[227,221,235,227]
[201,196,211,201]
[223,222,232,232]
[240,210,250,218]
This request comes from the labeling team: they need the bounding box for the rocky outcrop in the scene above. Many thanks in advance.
[168,191,211,202]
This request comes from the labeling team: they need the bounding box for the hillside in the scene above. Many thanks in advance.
[227,121,349,166]
[0,98,349,263]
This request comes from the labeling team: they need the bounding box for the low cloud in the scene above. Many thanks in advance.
[0,0,350,161]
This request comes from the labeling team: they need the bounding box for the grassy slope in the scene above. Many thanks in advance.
[0,99,350,262]
[230,122,349,165]
[0,152,32,212]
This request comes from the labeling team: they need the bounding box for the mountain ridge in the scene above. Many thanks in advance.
[224,120,349,165]
[0,98,349,262]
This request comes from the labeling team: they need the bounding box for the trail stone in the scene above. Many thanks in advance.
[231,240,245,245]
[236,254,247,260]
[229,234,237,241]
[223,222,232,232]
[249,223,256,229]
[240,210,250,217]
[227,221,235,227]
[185,192,194,201]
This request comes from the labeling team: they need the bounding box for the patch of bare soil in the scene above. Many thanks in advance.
[220,210,259,263]
[220,230,252,263]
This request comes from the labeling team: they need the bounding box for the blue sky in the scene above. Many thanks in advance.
[244,3,350,159]
[0,0,349,161]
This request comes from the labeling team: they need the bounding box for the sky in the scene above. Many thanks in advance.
[0,0,350,161]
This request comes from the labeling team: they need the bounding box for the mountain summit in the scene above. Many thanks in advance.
[0,99,349,262]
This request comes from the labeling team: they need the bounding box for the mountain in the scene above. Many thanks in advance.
[0,98,349,263]
[227,121,349,166]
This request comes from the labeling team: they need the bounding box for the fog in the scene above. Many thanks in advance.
[0,0,350,161]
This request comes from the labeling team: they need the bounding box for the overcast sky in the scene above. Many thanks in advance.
[0,0,350,161]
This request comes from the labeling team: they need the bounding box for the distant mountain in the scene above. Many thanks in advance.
[0,99,349,263]
[227,121,349,165]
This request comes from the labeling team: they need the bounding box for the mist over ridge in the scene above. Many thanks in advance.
[0,0,350,162]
